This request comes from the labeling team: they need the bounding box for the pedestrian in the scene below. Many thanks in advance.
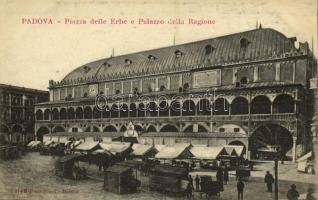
[287,184,300,200]
[264,171,274,192]
[306,188,316,200]
[237,179,245,200]
[186,181,194,199]
[216,167,224,191]
[195,174,200,191]
[224,167,229,185]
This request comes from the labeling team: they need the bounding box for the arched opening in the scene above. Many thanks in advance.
[103,125,117,132]
[67,107,75,119]
[36,110,43,120]
[228,140,246,155]
[147,125,157,132]
[102,106,110,118]
[159,101,169,117]
[170,101,181,116]
[44,109,50,120]
[111,104,119,118]
[198,124,209,132]
[36,127,49,141]
[60,108,67,120]
[93,126,100,132]
[93,107,102,118]
[231,97,249,115]
[197,99,211,115]
[138,103,146,118]
[120,104,129,118]
[251,95,271,114]
[273,94,294,113]
[249,124,293,160]
[84,107,92,119]
[146,102,158,117]
[129,103,137,118]
[183,83,190,92]
[160,124,178,132]
[184,125,193,133]
[213,98,229,115]
[182,100,195,116]
[75,107,83,119]
[51,108,59,120]
[120,126,127,132]
[52,126,65,133]
[134,125,144,132]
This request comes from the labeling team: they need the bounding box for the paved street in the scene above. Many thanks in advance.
[0,153,317,200]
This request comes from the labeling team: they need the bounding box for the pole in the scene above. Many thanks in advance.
[274,157,278,200]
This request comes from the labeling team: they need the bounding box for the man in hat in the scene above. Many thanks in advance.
[264,171,274,192]
[287,184,300,200]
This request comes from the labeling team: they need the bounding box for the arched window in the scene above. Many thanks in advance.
[75,107,83,119]
[231,97,248,115]
[68,107,75,119]
[84,107,92,119]
[36,110,43,120]
[60,108,67,120]
[51,108,59,120]
[182,100,195,116]
[251,95,271,114]
[160,124,178,132]
[44,109,50,120]
[273,94,294,113]
[213,98,230,115]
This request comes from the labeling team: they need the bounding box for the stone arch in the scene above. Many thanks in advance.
[249,123,293,160]
[51,108,59,120]
[182,100,196,116]
[213,98,230,115]
[68,107,75,119]
[60,108,67,120]
[183,124,193,133]
[102,105,110,118]
[111,104,119,118]
[93,106,102,118]
[146,102,158,117]
[273,94,294,113]
[103,125,117,132]
[36,126,50,141]
[134,125,144,132]
[198,123,209,132]
[44,109,50,120]
[129,103,137,118]
[197,99,211,116]
[160,124,179,132]
[147,125,157,132]
[231,96,249,115]
[36,109,43,120]
[170,100,181,116]
[75,107,83,119]
[120,104,129,118]
[84,106,92,119]
[52,126,65,133]
[251,95,271,114]
[138,103,146,118]
[119,125,127,132]
[158,101,169,116]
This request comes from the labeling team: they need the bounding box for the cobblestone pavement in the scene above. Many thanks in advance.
[0,153,317,200]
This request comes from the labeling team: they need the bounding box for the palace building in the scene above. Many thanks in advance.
[34,27,317,161]
[0,84,49,145]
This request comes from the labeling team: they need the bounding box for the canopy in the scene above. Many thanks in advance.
[190,146,223,160]
[59,136,68,143]
[223,145,244,157]
[75,141,99,151]
[131,144,155,156]
[71,140,82,148]
[155,144,192,159]
[44,140,54,146]
[99,142,131,155]
[27,141,35,147]
[297,151,313,162]
[106,160,140,174]
[154,145,166,152]
[31,141,42,147]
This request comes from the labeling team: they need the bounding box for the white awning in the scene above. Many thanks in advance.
[59,136,68,143]
[155,144,191,159]
[297,151,313,162]
[223,145,244,156]
[131,144,155,156]
[154,145,166,152]
[44,140,54,146]
[31,141,42,147]
[27,141,35,147]
[190,146,223,160]
[99,142,131,154]
[75,141,99,151]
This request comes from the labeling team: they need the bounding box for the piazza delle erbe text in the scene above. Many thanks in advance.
[1,5,318,199]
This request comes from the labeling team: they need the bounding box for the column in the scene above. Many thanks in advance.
[292,136,297,163]
[167,77,171,90]
[292,62,296,83]
[275,63,280,81]
[233,68,238,84]
[193,123,198,133]
[253,66,258,82]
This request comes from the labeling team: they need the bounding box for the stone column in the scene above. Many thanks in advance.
[292,136,297,163]
[193,123,198,133]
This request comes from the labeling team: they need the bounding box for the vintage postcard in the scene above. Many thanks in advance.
[0,0,317,199]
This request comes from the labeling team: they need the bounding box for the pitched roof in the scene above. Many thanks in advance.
[61,28,295,83]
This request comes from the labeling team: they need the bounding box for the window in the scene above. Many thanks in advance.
[115,89,121,94]
[174,50,183,58]
[219,128,225,132]
[72,127,78,132]
[148,55,157,61]
[240,77,248,85]
[83,66,91,73]
[240,38,250,48]
[159,85,165,91]
[83,93,88,97]
[125,59,132,65]
[234,128,240,132]
[205,45,215,55]
[183,83,189,92]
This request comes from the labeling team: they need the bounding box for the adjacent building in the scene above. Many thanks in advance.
[34,27,317,161]
[0,84,49,145]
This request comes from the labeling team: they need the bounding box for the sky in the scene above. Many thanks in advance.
[0,0,317,90]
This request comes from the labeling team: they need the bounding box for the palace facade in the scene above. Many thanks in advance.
[0,84,49,145]
[34,27,317,161]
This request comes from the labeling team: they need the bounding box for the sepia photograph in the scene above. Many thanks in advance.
[0,0,317,199]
